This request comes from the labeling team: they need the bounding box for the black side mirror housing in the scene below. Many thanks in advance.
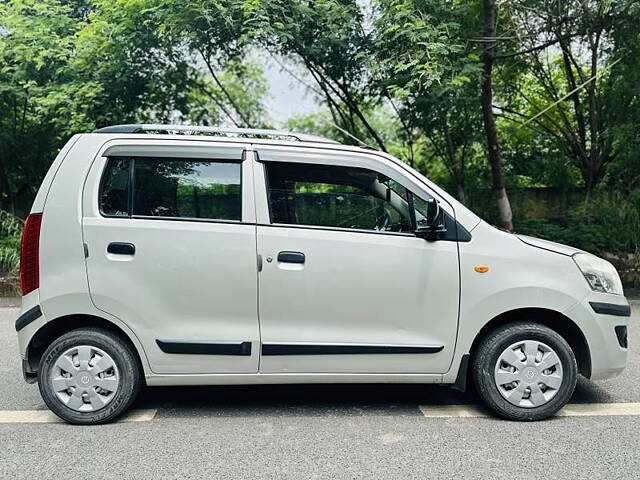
[415,198,446,240]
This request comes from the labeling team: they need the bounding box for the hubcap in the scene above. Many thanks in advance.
[50,345,120,412]
[494,340,563,408]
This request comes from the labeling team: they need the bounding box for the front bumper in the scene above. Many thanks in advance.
[565,295,631,381]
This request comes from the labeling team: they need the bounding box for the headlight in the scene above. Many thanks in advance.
[573,253,623,295]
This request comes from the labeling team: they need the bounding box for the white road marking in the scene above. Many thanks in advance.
[419,404,488,418]
[419,402,640,418]
[1,404,639,423]
[0,409,157,424]
[556,402,640,417]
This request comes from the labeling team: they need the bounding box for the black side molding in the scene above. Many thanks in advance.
[15,306,42,332]
[589,302,631,317]
[156,340,252,356]
[261,343,444,356]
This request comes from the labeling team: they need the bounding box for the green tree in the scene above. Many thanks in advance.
[0,0,82,213]
[148,0,267,127]
[253,0,387,149]
[498,0,640,191]
[0,0,271,215]
[73,0,208,127]
[373,0,483,205]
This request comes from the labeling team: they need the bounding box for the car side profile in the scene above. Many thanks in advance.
[15,125,631,424]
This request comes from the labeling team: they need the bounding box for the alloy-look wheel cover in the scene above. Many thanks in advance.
[494,340,564,408]
[50,345,120,412]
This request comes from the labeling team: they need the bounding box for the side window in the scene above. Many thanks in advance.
[99,157,242,221]
[100,157,130,217]
[133,158,241,220]
[265,161,413,233]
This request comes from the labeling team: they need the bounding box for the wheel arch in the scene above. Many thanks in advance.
[25,314,148,379]
[469,307,591,379]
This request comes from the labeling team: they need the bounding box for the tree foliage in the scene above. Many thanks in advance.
[0,0,269,213]
[373,0,483,204]
[0,0,81,211]
[251,0,388,149]
[497,0,640,190]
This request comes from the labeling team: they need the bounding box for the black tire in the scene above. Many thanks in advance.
[38,327,142,425]
[472,322,577,421]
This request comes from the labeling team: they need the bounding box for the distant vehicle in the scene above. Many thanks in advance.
[14,124,630,424]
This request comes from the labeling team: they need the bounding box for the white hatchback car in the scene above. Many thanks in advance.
[15,125,630,424]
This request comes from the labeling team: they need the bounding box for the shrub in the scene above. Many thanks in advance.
[515,190,639,255]
[0,211,23,277]
[514,190,640,287]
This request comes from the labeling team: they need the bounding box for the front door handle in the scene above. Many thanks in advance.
[107,242,136,255]
[277,251,305,264]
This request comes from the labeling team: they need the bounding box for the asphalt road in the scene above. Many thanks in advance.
[0,302,639,480]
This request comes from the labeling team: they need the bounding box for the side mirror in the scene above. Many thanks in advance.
[425,197,440,224]
[415,198,446,240]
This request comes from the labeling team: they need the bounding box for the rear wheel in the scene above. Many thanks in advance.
[472,322,577,421]
[38,328,142,425]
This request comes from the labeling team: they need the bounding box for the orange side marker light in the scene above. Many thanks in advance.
[474,265,490,273]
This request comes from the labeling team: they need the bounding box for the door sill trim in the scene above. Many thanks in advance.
[146,372,444,386]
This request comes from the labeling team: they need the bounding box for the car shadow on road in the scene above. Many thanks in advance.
[133,383,474,417]
[570,375,617,404]
[132,374,615,417]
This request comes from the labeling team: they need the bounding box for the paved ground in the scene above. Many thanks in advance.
[0,302,638,479]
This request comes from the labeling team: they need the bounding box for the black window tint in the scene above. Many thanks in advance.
[265,162,413,233]
[100,157,130,216]
[132,158,241,221]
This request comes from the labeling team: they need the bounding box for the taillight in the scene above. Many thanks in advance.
[20,213,43,295]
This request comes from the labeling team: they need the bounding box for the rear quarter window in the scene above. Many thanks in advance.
[99,157,130,217]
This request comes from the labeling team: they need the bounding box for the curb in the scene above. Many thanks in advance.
[0,297,20,308]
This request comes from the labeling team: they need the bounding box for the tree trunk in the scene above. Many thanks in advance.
[199,50,253,128]
[456,183,468,206]
[583,162,603,192]
[480,0,513,231]
[0,149,11,213]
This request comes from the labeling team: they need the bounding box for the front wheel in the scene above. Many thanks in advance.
[472,322,578,421]
[38,327,142,425]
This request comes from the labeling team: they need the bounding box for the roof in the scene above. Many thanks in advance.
[94,124,340,145]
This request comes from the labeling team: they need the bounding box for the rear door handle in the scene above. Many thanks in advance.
[277,251,305,264]
[107,242,136,255]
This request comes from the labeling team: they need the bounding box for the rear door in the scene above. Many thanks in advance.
[253,146,461,374]
[82,141,259,374]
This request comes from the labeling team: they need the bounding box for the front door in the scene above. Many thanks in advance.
[83,142,260,374]
[254,148,460,374]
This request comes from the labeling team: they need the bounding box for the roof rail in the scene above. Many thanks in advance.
[94,124,340,144]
